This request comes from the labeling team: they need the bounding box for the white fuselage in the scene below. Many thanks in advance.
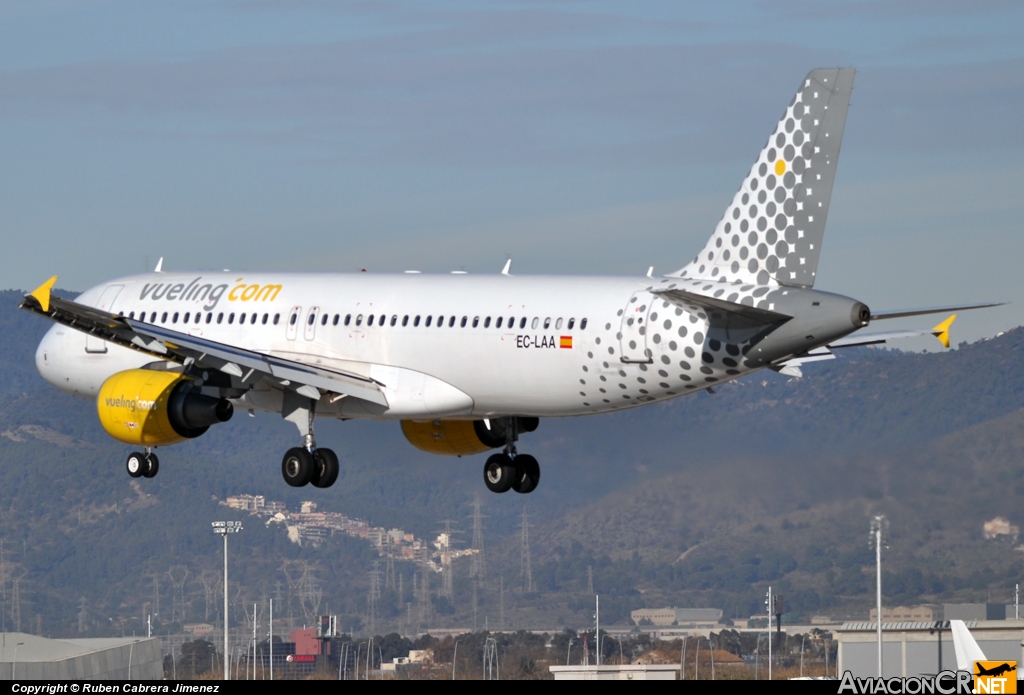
[36,270,790,421]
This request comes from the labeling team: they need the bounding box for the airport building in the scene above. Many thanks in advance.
[0,633,163,680]
[836,620,1024,678]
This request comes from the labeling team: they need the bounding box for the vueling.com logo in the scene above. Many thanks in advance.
[139,277,282,311]
[104,395,158,413]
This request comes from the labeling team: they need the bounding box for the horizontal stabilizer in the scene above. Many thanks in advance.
[870,302,1003,321]
[651,288,791,331]
[830,315,958,349]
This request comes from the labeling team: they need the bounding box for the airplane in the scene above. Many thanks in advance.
[19,68,1001,494]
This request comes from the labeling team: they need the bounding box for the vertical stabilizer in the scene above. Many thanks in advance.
[672,68,854,288]
[950,619,987,671]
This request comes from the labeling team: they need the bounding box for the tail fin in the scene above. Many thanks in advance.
[950,619,987,672]
[672,68,855,288]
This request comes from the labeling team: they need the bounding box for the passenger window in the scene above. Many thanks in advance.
[307,313,315,326]
[531,317,538,329]
[391,315,398,327]
[263,314,269,325]
[160,312,167,323]
[321,314,328,326]
[543,317,551,329]
[519,317,526,329]
[508,316,514,328]
[356,314,363,326]
[402,315,409,327]
[581,318,588,329]
[414,315,421,327]
[555,318,563,329]
[332,314,339,326]
[495,317,503,329]
[379,315,386,326]
[289,313,297,325]
[129,311,135,319]
[472,317,480,328]
[484,317,491,328]
[368,315,375,327]
[229,313,236,324]
[568,318,575,329]
[273,313,280,325]
[425,316,432,327]
[437,315,443,327]
[206,313,213,324]
[448,316,456,327]
[345,314,352,326]
[461,316,467,328]
[184,312,191,323]
[217,313,224,324]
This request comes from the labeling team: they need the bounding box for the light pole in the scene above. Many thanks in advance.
[870,515,888,678]
[212,520,243,681]
[765,587,774,680]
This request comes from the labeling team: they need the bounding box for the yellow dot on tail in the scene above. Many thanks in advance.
[775,159,786,176]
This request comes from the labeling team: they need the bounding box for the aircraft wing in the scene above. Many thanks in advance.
[20,277,388,407]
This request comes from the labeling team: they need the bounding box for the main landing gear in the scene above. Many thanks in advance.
[482,417,540,494]
[126,449,159,479]
[281,447,339,489]
[279,391,339,488]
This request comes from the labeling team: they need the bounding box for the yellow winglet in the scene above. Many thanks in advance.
[29,276,58,313]
[931,314,957,348]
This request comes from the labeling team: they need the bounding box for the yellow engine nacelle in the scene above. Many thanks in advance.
[97,369,233,446]
[400,418,538,456]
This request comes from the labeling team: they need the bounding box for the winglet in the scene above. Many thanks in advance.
[932,314,957,348]
[29,276,58,313]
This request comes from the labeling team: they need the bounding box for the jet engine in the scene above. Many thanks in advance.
[97,369,233,446]
[401,417,538,456]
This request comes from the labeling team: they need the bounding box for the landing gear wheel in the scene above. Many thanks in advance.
[282,447,315,487]
[126,452,145,478]
[142,453,160,479]
[311,448,339,489]
[483,453,515,493]
[511,454,540,494]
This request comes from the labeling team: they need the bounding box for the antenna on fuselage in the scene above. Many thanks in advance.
[501,258,512,276]
[154,257,164,273]
[646,266,653,277]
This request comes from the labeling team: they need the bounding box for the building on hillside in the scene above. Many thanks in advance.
[869,606,940,622]
[0,633,162,680]
[944,603,1011,621]
[983,517,1019,541]
[630,607,722,627]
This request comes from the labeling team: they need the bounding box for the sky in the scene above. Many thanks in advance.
[1,0,1022,349]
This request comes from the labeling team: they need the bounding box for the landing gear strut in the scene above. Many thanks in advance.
[126,449,159,479]
[280,392,339,488]
[481,417,540,494]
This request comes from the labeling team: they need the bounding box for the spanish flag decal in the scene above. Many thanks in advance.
[560,336,573,349]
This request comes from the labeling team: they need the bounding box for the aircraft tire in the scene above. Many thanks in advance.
[483,453,515,493]
[126,452,146,478]
[511,454,540,494]
[311,448,339,489]
[142,453,160,478]
[282,447,315,487]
